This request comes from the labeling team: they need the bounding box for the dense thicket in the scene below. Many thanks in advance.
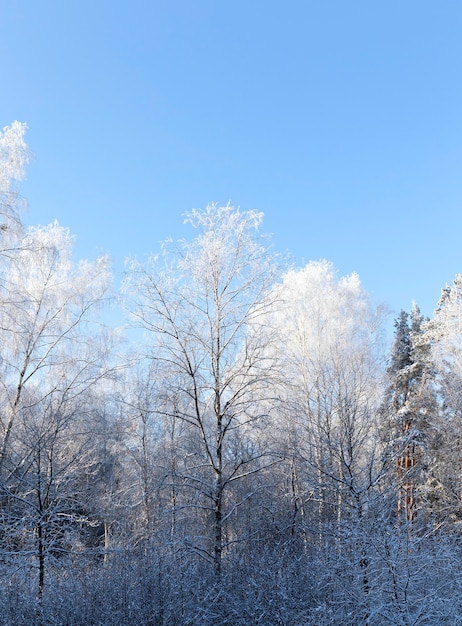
[1,122,462,625]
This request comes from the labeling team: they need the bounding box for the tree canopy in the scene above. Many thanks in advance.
[0,121,461,625]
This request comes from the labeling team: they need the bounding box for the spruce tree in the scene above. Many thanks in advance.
[385,305,434,524]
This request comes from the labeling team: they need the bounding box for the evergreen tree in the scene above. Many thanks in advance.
[385,305,434,524]
[422,276,462,523]
[387,310,412,411]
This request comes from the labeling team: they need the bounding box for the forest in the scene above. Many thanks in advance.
[1,121,462,626]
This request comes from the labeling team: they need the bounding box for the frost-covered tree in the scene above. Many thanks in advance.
[258,260,387,622]
[421,276,462,523]
[383,303,446,527]
[123,204,280,579]
[0,221,112,600]
[0,222,110,469]
[0,121,29,241]
[265,261,385,523]
[430,274,462,382]
[112,360,187,553]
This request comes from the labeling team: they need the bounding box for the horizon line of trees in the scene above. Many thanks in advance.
[1,121,462,626]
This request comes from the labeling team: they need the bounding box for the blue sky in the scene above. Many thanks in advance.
[1,1,462,323]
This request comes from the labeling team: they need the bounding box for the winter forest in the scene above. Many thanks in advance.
[2,121,462,626]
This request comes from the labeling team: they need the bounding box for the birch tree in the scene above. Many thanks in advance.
[422,276,462,523]
[0,120,29,237]
[0,221,112,600]
[123,204,279,579]
[260,260,387,622]
[266,261,385,527]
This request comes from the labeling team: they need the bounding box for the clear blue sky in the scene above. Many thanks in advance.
[2,1,462,322]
